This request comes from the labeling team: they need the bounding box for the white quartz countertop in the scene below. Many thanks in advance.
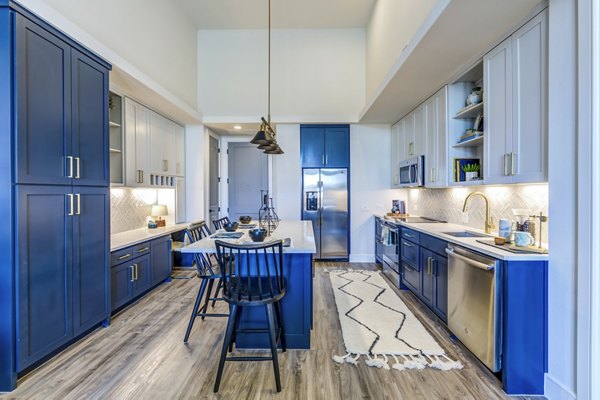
[111,223,190,251]
[377,215,548,261]
[181,220,316,254]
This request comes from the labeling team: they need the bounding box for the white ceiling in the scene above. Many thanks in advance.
[175,0,377,29]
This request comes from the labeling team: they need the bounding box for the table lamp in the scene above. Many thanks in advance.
[151,204,168,227]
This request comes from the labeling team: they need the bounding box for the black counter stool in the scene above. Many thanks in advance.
[213,239,287,393]
[212,216,231,231]
[183,222,228,343]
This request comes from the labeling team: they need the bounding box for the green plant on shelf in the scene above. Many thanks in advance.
[461,163,480,173]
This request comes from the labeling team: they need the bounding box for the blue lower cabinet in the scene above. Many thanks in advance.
[151,236,172,286]
[431,255,448,320]
[401,262,420,293]
[132,254,152,298]
[111,262,134,311]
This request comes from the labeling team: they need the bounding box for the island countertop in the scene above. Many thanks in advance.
[180,220,317,254]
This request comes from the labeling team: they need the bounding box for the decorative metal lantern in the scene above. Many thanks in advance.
[258,190,279,236]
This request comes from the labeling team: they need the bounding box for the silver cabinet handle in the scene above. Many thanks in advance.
[134,264,138,280]
[403,241,413,247]
[67,156,74,178]
[511,152,516,175]
[322,154,325,165]
[75,157,80,179]
[403,233,414,238]
[130,265,135,282]
[67,193,74,216]
[445,248,494,270]
[118,253,131,260]
[432,167,436,182]
[325,154,328,165]
[137,247,149,253]
[137,170,144,183]
[504,154,510,176]
[75,194,81,215]
[162,160,168,172]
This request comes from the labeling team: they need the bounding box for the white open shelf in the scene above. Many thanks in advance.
[453,135,483,148]
[454,102,483,119]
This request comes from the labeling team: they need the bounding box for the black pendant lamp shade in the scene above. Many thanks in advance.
[264,144,284,154]
[251,121,274,145]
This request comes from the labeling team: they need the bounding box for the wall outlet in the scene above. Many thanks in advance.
[360,205,369,212]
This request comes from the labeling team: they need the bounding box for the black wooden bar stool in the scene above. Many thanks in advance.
[212,216,231,231]
[182,222,228,343]
[213,239,287,393]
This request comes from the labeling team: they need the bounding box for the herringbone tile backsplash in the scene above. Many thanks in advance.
[110,187,175,234]
[405,184,549,244]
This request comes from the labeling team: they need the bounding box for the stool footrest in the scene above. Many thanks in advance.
[226,356,274,362]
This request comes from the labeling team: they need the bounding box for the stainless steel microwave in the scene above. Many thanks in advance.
[398,156,424,187]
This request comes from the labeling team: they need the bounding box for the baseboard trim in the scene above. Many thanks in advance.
[545,374,576,400]
[349,254,376,263]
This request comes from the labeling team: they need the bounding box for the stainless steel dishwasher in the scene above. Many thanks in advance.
[446,244,502,372]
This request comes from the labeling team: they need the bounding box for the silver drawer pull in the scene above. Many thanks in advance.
[137,247,149,253]
[130,265,135,282]
[118,253,132,260]
[403,241,413,247]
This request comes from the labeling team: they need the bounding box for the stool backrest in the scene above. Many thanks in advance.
[215,240,285,303]
[185,222,216,276]
[213,216,231,231]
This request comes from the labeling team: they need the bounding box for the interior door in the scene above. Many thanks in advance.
[228,142,268,222]
[208,136,219,223]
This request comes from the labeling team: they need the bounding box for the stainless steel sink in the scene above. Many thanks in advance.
[442,231,489,238]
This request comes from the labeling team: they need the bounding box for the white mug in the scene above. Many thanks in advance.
[514,231,534,247]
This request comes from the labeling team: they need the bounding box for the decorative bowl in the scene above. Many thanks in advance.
[248,228,267,242]
[239,215,252,224]
[223,222,239,232]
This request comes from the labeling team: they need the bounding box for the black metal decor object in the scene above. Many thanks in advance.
[258,190,279,236]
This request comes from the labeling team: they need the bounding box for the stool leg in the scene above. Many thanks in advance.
[214,304,238,393]
[184,279,208,342]
[266,303,282,392]
[200,279,215,321]
[228,304,242,353]
[274,300,286,352]
[212,279,223,308]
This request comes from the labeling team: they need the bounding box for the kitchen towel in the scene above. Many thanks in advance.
[330,270,463,371]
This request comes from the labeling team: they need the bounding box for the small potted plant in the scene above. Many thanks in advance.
[462,163,480,181]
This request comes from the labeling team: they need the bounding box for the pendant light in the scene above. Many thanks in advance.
[250,0,284,154]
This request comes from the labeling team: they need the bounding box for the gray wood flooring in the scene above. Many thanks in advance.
[2,263,541,399]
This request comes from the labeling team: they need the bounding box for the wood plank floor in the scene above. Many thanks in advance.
[2,263,542,399]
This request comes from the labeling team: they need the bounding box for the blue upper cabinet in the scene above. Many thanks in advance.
[300,125,350,168]
[15,14,72,186]
[14,14,109,187]
[71,50,110,187]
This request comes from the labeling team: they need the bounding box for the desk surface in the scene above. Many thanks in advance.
[180,220,317,254]
[111,223,190,251]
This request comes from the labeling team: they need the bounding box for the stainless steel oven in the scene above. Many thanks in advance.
[379,221,400,285]
[398,156,425,188]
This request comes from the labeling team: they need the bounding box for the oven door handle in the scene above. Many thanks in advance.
[445,248,495,271]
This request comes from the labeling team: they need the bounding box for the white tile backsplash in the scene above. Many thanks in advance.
[405,184,549,243]
[110,187,175,234]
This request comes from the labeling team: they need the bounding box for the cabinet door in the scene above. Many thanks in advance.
[133,254,152,297]
[432,254,448,321]
[390,122,401,187]
[324,126,349,167]
[16,186,73,371]
[402,262,420,294]
[404,112,416,157]
[151,235,172,286]
[420,248,434,306]
[72,187,110,336]
[424,97,437,186]
[484,38,513,184]
[511,10,548,183]
[174,123,185,176]
[134,101,151,185]
[432,87,448,187]
[71,50,109,187]
[111,262,133,311]
[413,104,425,157]
[300,126,325,167]
[15,15,72,186]
[149,110,167,174]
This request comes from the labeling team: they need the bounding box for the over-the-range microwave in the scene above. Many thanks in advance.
[398,155,425,187]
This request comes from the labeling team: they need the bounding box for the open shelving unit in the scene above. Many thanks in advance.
[448,61,484,186]
[109,91,124,185]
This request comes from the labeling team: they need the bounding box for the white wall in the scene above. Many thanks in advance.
[365,0,437,101]
[198,29,365,122]
[272,124,302,220]
[19,0,199,112]
[185,125,207,223]
[349,125,406,262]
[546,0,577,398]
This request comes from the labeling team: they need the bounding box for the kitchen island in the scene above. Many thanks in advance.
[180,220,316,349]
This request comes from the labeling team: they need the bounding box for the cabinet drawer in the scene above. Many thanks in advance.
[420,234,447,257]
[400,239,419,268]
[400,227,420,245]
[111,242,151,266]
[402,262,420,293]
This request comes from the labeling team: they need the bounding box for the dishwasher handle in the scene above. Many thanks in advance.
[445,247,495,271]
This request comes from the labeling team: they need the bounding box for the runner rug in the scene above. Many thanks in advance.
[330,270,463,371]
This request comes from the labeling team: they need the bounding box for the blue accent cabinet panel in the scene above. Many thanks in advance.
[15,14,71,186]
[111,262,134,311]
[300,125,350,168]
[151,235,172,286]
[420,248,435,305]
[71,50,109,187]
[72,187,110,336]
[15,185,73,371]
[132,254,152,298]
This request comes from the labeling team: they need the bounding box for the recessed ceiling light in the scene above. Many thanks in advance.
[233,125,242,130]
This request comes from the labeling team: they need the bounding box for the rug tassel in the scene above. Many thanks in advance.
[428,354,464,371]
[332,352,351,364]
[347,354,361,365]
[391,355,405,371]
[365,354,388,369]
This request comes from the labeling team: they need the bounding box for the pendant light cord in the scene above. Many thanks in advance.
[267,0,271,124]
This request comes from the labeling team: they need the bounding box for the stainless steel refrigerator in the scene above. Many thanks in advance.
[302,168,348,259]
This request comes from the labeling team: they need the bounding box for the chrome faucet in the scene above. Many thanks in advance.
[462,192,496,234]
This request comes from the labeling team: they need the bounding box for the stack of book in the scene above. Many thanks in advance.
[457,130,483,144]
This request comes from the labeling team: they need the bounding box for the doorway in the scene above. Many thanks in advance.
[208,136,219,224]
[228,142,268,221]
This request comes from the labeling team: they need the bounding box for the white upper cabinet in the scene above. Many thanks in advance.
[173,123,185,177]
[413,104,425,157]
[484,9,547,184]
[124,98,151,187]
[425,86,448,187]
[391,121,401,188]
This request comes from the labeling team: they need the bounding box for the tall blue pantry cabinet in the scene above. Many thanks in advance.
[0,1,111,391]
